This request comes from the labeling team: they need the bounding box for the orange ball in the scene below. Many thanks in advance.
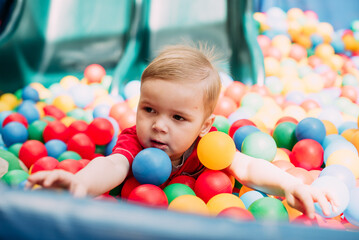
[289,44,307,61]
[168,195,209,216]
[84,64,106,84]
[206,193,245,215]
[109,102,132,123]
[341,128,357,141]
[340,85,358,102]
[315,43,335,60]
[223,81,247,106]
[300,99,320,112]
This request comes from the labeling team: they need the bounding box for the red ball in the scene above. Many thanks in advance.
[31,156,59,174]
[121,176,141,199]
[275,116,298,126]
[78,159,90,168]
[168,175,196,190]
[56,159,84,174]
[194,170,233,203]
[218,207,255,221]
[223,81,247,106]
[228,119,256,138]
[2,113,28,128]
[128,184,168,208]
[68,120,89,138]
[84,64,106,84]
[43,120,69,142]
[213,96,237,118]
[67,133,96,159]
[43,105,66,120]
[87,118,114,145]
[19,140,48,168]
[290,139,324,171]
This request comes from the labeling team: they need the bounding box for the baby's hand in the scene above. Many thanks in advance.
[25,170,88,197]
[284,183,337,219]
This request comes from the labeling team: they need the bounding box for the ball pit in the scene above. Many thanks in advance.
[1,5,359,237]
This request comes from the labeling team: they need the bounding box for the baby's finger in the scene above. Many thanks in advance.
[313,189,331,216]
[43,170,71,188]
[72,184,87,198]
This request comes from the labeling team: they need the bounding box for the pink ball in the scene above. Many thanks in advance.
[84,64,106,84]
[128,184,168,207]
[194,170,233,203]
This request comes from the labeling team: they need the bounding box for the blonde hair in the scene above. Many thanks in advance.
[141,44,222,117]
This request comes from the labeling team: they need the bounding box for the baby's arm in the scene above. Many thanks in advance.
[26,154,129,197]
[227,151,335,218]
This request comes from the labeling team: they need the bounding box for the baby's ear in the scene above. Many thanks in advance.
[199,114,216,137]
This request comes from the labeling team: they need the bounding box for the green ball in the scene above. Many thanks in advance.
[240,92,263,111]
[0,149,22,171]
[241,131,277,161]
[1,169,29,186]
[163,183,195,204]
[95,144,106,155]
[42,116,56,122]
[58,151,81,162]
[7,143,23,157]
[213,115,230,134]
[272,122,297,150]
[248,197,289,222]
[67,108,86,120]
[28,120,48,142]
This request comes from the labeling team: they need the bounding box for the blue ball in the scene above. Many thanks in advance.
[22,86,39,102]
[1,122,28,146]
[93,104,111,118]
[105,137,117,156]
[17,100,40,124]
[320,164,356,190]
[45,139,67,159]
[132,148,171,186]
[324,139,358,164]
[240,190,267,209]
[312,176,350,218]
[0,111,12,134]
[233,125,260,151]
[344,187,359,227]
[295,117,326,144]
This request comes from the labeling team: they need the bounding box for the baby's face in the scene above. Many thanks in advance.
[136,78,210,161]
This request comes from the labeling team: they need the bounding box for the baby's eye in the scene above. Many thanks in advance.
[144,107,155,113]
[173,115,185,121]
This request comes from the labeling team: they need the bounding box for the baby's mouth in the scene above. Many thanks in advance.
[150,139,168,150]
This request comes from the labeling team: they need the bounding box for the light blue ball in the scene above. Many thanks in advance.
[17,100,40,124]
[319,164,356,190]
[132,148,171,186]
[324,139,358,164]
[338,121,357,134]
[312,176,350,218]
[21,86,39,102]
[93,104,111,118]
[344,187,359,227]
[322,134,345,150]
[240,190,267,209]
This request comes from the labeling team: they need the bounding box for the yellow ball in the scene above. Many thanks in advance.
[302,20,318,36]
[206,193,245,216]
[0,100,12,111]
[35,102,46,119]
[321,120,338,135]
[0,93,18,109]
[264,57,280,76]
[60,76,80,89]
[282,105,306,122]
[168,195,209,216]
[287,8,304,21]
[282,199,303,221]
[52,95,76,113]
[273,148,290,162]
[197,131,236,170]
[326,149,359,178]
[60,116,76,127]
[341,128,357,142]
[315,43,335,60]
[282,77,305,94]
[303,73,324,93]
[306,107,321,118]
[272,35,292,57]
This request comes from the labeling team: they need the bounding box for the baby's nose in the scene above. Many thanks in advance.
[152,118,168,133]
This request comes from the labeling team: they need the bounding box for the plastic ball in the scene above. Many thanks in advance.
[22,86,39,102]
[93,104,111,118]
[1,122,28,147]
[194,170,233,203]
[240,190,267,209]
[163,183,196,204]
[197,131,236,170]
[1,169,29,186]
[241,131,277,162]
[321,120,338,135]
[31,156,59,174]
[272,122,297,150]
[217,207,255,221]
[17,101,40,124]
[207,193,245,215]
[295,117,326,144]
[59,76,80,89]
[311,176,350,218]
[290,139,324,170]
[86,117,114,145]
[120,176,141,199]
[324,139,358,163]
[0,93,18,110]
[18,140,47,169]
[315,43,335,60]
[67,133,96,160]
[27,120,47,142]
[68,84,94,108]
[55,159,84,174]
[7,143,22,157]
[128,184,168,208]
[84,64,106,84]
[212,115,230,134]
[319,164,356,190]
[213,96,237,118]
[232,125,260,151]
[44,139,67,159]
[43,105,66,120]
[2,113,28,128]
[57,151,82,162]
[132,148,171,186]
[343,187,359,227]
[228,119,256,138]
[168,195,209,215]
[43,120,69,143]
[168,175,196,190]
[240,92,264,111]
[326,149,359,178]
[68,120,89,138]
[223,81,247,106]
[52,95,75,113]
[248,197,289,221]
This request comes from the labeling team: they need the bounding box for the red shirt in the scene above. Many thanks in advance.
[112,125,216,181]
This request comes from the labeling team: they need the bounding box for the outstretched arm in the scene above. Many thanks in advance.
[26,153,130,197]
[227,151,335,218]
